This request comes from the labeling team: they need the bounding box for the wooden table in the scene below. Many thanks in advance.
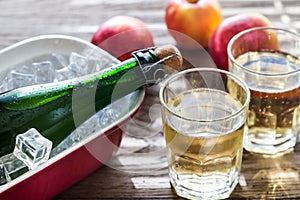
[1,0,300,199]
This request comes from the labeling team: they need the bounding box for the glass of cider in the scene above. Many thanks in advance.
[159,68,250,200]
[228,27,300,155]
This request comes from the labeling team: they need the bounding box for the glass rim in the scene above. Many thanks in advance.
[159,67,250,123]
[227,26,300,76]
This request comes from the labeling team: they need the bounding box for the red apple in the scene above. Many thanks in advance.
[208,13,272,71]
[91,16,154,61]
[228,27,279,61]
[165,0,222,49]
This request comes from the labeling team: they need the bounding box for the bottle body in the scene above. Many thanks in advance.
[0,50,161,157]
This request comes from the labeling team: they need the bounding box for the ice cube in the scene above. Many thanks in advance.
[51,116,100,157]
[0,84,4,93]
[69,52,102,75]
[51,106,120,157]
[8,70,35,89]
[13,128,52,170]
[51,53,68,70]
[97,105,121,127]
[55,67,77,81]
[0,161,11,185]
[95,57,111,72]
[15,65,34,74]
[1,154,27,180]
[69,52,90,75]
[33,61,55,84]
[67,63,86,76]
[51,130,81,154]
[76,116,98,139]
[80,48,114,72]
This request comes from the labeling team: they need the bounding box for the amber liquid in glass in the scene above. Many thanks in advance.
[235,51,300,154]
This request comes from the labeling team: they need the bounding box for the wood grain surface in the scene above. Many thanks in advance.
[0,0,300,199]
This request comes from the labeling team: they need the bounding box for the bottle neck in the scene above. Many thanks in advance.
[131,48,167,86]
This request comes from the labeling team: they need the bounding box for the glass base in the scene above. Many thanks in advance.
[244,129,297,154]
[170,172,239,200]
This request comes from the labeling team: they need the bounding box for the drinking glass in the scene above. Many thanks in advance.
[159,68,250,200]
[228,27,300,154]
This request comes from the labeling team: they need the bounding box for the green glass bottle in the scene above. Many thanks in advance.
[0,45,182,157]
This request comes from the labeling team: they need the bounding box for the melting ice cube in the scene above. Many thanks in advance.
[13,128,53,170]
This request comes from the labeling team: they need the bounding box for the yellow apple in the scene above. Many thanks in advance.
[165,0,222,49]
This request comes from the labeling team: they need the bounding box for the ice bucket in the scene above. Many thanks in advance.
[0,35,145,199]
